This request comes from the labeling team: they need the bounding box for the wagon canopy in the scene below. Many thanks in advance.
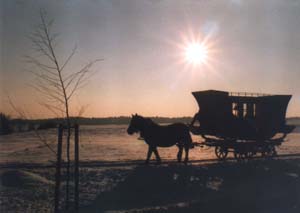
[191,90,293,140]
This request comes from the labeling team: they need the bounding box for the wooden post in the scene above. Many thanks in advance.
[55,124,63,213]
[74,124,79,211]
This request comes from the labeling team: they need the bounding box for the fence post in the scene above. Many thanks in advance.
[74,124,79,211]
[55,124,63,213]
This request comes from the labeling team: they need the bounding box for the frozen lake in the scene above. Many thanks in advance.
[0,125,299,164]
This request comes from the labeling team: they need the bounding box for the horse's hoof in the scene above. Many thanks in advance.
[184,160,188,165]
[144,160,150,165]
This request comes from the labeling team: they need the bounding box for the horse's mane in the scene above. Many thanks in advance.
[144,117,158,127]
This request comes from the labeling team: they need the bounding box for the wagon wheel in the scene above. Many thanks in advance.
[262,145,277,158]
[215,146,228,160]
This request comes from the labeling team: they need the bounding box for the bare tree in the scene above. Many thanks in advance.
[25,10,101,209]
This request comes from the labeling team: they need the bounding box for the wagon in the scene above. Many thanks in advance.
[189,90,295,160]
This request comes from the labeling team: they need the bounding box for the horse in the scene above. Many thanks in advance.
[127,114,193,164]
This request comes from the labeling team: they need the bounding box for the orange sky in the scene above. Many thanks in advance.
[1,0,300,118]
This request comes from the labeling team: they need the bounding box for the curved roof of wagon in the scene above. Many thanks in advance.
[192,89,292,107]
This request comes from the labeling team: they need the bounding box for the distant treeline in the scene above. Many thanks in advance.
[14,116,194,126]
[78,116,193,125]
[1,112,299,135]
[2,114,194,134]
[287,117,300,126]
[0,113,13,135]
[8,116,300,127]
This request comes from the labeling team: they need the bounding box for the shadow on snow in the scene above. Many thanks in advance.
[80,158,300,213]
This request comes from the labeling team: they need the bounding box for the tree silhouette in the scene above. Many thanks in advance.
[25,10,101,209]
[0,112,12,135]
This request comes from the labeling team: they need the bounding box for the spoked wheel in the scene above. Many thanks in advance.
[262,145,277,158]
[215,146,228,160]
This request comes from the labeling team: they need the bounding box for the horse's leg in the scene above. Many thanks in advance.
[153,147,161,164]
[177,144,183,162]
[145,145,153,164]
[183,131,192,164]
[184,145,189,164]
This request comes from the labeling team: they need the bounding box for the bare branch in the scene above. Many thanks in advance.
[77,104,89,117]
[39,11,61,71]
[28,70,61,90]
[70,60,101,99]
[38,102,65,117]
[7,95,27,119]
[30,84,64,104]
[24,55,57,71]
[60,45,77,72]
[28,36,56,62]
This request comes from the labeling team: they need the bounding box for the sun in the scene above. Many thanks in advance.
[185,42,208,65]
[176,30,217,71]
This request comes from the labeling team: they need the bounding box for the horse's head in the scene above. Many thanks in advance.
[127,114,145,135]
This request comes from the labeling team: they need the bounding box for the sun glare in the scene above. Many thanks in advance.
[176,30,218,72]
[185,42,208,65]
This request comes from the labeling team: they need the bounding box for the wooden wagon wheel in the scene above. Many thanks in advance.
[215,146,228,160]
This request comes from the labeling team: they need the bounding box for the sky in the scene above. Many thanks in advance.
[1,0,300,118]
